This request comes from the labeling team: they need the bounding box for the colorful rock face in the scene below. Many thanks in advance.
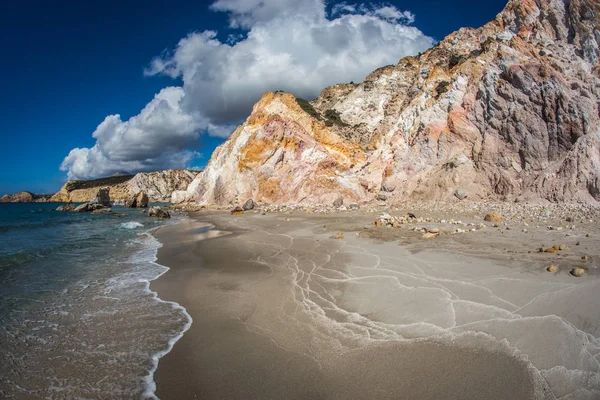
[176,0,600,207]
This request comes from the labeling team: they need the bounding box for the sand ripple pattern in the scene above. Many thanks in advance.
[224,218,600,400]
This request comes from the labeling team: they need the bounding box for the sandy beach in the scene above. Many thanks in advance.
[151,206,600,399]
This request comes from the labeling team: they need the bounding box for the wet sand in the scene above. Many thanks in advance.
[151,210,600,399]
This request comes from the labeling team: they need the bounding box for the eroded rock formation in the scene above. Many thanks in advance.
[0,192,52,203]
[1,192,35,203]
[176,0,600,206]
[125,191,149,208]
[51,170,198,203]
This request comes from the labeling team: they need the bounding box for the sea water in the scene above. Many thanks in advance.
[0,203,191,399]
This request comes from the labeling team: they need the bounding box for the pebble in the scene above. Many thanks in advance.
[546,265,558,272]
[484,212,504,223]
[570,267,585,277]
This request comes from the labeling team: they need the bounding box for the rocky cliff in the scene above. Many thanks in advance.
[175,0,600,206]
[51,170,198,203]
[0,192,52,203]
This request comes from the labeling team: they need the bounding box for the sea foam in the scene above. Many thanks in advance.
[120,221,144,229]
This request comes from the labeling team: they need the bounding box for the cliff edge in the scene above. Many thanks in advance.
[176,0,600,206]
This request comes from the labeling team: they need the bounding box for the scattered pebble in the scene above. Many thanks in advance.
[546,265,558,272]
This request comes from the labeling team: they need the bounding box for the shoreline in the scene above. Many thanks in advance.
[149,208,600,399]
[142,223,194,399]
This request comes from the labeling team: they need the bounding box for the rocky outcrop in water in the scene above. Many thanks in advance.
[148,206,170,219]
[90,188,110,207]
[125,191,149,208]
[57,189,112,213]
[56,203,76,212]
[175,0,600,206]
[50,175,133,203]
[0,192,52,203]
[51,170,198,203]
[135,191,149,208]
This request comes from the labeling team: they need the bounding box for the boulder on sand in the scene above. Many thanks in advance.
[242,199,255,211]
[484,212,504,223]
[231,206,244,215]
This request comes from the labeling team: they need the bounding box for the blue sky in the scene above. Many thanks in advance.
[0,0,507,195]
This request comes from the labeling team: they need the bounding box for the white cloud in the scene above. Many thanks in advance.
[332,3,415,23]
[210,0,324,29]
[60,87,202,179]
[61,0,434,179]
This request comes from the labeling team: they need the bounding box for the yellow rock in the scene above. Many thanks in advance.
[422,232,439,239]
[546,265,558,272]
[484,212,504,223]
[552,245,560,251]
[570,267,585,277]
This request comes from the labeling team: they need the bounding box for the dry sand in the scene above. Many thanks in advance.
[151,208,600,399]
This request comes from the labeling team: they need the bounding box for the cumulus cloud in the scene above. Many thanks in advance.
[60,87,202,179]
[61,0,434,179]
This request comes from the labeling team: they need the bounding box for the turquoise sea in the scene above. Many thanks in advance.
[0,203,190,399]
